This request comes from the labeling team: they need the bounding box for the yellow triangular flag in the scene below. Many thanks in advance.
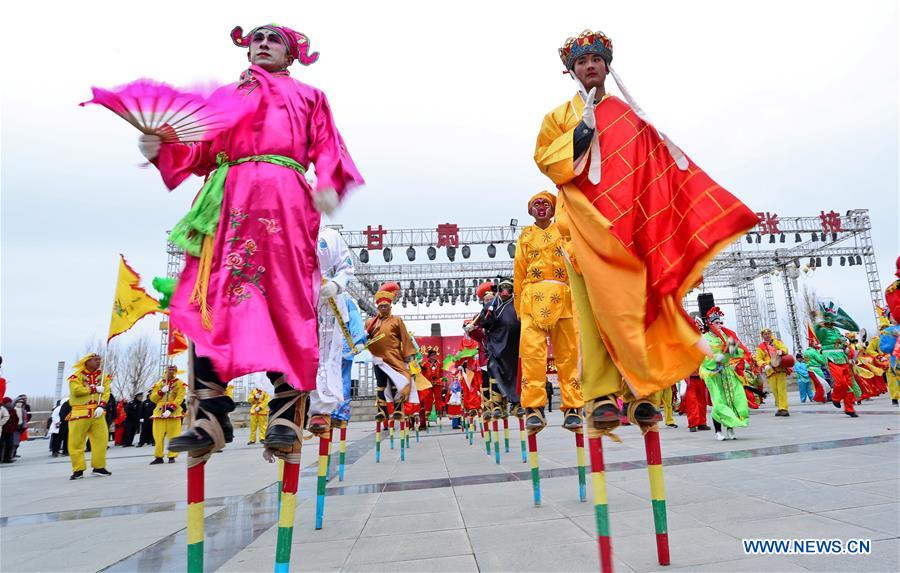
[108,254,160,341]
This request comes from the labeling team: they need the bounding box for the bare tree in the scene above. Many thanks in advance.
[73,337,157,401]
[119,336,159,401]
[801,285,819,326]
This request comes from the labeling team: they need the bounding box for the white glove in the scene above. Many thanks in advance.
[714,353,725,364]
[138,134,161,161]
[312,188,339,215]
[93,407,105,419]
[464,323,476,334]
[162,410,172,418]
[581,87,597,130]
[320,280,339,301]
[354,343,366,353]
[94,386,105,394]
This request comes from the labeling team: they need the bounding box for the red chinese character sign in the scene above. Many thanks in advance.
[364,225,387,250]
[819,210,842,234]
[436,223,459,248]
[755,211,781,235]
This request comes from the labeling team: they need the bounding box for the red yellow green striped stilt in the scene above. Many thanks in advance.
[375,419,382,463]
[518,416,527,463]
[275,454,300,573]
[527,432,541,506]
[588,433,613,573]
[399,418,406,462]
[315,431,330,530]
[405,418,411,449]
[503,417,510,453]
[485,417,492,455]
[389,419,395,449]
[492,419,501,464]
[186,458,205,573]
[326,426,334,481]
[468,416,474,445]
[575,427,587,502]
[338,423,347,481]
[644,428,670,566]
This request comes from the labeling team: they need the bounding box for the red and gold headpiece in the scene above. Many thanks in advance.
[476,281,496,300]
[559,30,613,71]
[374,281,401,305]
[706,306,725,324]
[231,24,319,66]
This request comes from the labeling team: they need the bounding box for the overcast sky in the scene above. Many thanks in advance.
[2,0,897,398]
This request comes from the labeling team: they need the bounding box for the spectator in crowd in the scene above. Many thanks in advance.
[122,393,143,447]
[58,400,71,456]
[1,397,18,463]
[137,393,156,447]
[12,395,31,458]
[545,381,554,413]
[49,400,64,457]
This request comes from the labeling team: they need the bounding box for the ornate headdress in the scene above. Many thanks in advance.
[231,24,320,66]
[476,281,496,300]
[498,278,514,292]
[706,306,725,325]
[528,190,557,213]
[559,29,613,71]
[760,328,773,336]
[374,281,401,305]
[558,28,689,186]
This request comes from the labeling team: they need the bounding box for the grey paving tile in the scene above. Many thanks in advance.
[341,554,479,572]
[360,510,464,537]
[467,517,591,553]
[820,503,900,537]
[473,540,635,572]
[460,500,566,527]
[614,526,745,572]
[712,513,888,542]
[345,529,471,565]
[673,496,804,525]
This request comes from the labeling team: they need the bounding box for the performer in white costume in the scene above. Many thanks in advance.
[308,226,356,434]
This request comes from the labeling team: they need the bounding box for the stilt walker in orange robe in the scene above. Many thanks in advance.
[533,29,758,570]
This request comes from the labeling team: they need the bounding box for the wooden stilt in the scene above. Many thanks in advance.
[588,434,614,573]
[518,417,527,463]
[492,419,501,464]
[186,459,205,573]
[503,417,510,453]
[314,431,330,530]
[400,418,406,462]
[274,456,300,572]
[644,429,670,566]
[527,432,541,506]
[575,428,587,502]
[338,423,347,481]
[375,419,381,463]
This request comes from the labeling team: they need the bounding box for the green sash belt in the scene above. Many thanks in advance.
[169,153,306,257]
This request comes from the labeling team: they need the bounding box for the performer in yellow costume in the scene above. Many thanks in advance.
[754,329,791,416]
[514,191,584,432]
[66,353,113,479]
[533,29,757,430]
[247,386,270,444]
[150,365,186,463]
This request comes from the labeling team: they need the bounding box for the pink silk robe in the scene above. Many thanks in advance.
[152,65,364,390]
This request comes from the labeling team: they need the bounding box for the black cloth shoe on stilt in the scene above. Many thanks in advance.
[525,407,546,431]
[150,457,164,465]
[562,408,583,430]
[264,375,305,451]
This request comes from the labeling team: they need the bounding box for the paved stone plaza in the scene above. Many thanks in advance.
[1,392,898,573]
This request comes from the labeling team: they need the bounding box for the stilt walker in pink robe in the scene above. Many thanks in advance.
[136,24,364,455]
